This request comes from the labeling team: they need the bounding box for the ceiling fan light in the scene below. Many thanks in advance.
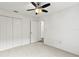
[35,9,42,14]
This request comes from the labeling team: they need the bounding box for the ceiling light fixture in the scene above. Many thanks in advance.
[27,2,50,15]
[35,8,42,14]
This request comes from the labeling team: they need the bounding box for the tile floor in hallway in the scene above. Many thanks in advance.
[0,42,78,57]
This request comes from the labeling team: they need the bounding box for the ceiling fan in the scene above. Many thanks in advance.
[27,2,50,15]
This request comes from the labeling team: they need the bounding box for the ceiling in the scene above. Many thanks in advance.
[0,2,78,16]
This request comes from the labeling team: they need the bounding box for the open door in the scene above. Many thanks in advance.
[30,20,41,43]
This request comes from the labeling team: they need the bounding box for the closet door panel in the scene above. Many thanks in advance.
[6,18,12,48]
[0,19,7,50]
[13,19,23,46]
[13,18,30,46]
[0,16,12,50]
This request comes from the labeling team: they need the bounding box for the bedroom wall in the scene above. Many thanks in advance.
[44,5,79,55]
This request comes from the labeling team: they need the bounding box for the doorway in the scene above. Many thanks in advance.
[30,19,41,43]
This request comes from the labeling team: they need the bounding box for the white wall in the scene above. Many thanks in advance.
[0,9,40,51]
[44,5,79,55]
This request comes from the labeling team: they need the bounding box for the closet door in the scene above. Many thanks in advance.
[0,16,30,50]
[5,17,13,49]
[0,16,12,50]
[13,19,22,46]
[13,18,30,47]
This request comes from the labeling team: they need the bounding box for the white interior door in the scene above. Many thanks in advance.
[31,20,41,43]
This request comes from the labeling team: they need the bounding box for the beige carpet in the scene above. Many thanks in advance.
[0,42,78,57]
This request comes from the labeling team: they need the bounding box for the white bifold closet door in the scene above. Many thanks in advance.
[0,16,30,50]
[0,16,12,50]
[0,15,40,50]
[13,18,30,47]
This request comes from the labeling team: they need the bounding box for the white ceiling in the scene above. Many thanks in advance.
[0,2,78,16]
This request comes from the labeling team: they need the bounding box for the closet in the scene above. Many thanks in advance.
[0,16,30,50]
[12,18,30,47]
[0,15,41,51]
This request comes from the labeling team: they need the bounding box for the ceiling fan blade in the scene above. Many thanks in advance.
[27,9,35,11]
[31,2,37,7]
[42,9,48,13]
[41,3,50,8]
